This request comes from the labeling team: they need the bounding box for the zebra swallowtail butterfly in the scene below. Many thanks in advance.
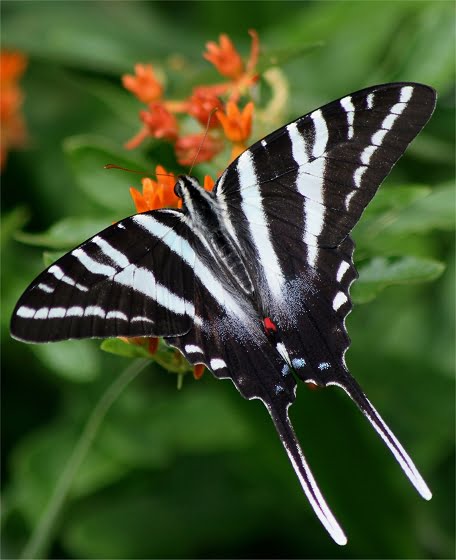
[11,83,436,545]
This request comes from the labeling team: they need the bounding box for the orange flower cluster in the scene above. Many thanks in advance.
[122,31,259,167]
[129,165,215,213]
[0,51,28,171]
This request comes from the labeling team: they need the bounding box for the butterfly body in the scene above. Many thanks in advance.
[11,83,437,545]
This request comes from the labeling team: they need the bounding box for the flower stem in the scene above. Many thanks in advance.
[20,358,150,560]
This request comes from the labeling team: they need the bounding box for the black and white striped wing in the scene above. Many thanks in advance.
[214,83,436,381]
[208,83,435,507]
[11,210,199,342]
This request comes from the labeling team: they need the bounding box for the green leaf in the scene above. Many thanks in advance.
[257,41,324,74]
[42,251,67,267]
[352,255,445,304]
[100,339,193,376]
[354,183,455,258]
[361,184,431,219]
[64,135,151,214]
[31,340,101,383]
[9,423,128,528]
[1,207,30,248]
[15,217,111,249]
[386,182,455,234]
[100,339,152,360]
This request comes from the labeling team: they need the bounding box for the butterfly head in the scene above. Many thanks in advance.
[174,175,214,215]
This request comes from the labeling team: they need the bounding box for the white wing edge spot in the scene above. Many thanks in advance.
[67,306,84,317]
[17,306,36,318]
[84,305,106,318]
[354,165,367,188]
[336,261,351,283]
[131,316,154,323]
[106,310,128,321]
[360,144,377,166]
[333,292,348,311]
[48,308,66,318]
[185,344,203,354]
[371,129,388,146]
[382,113,399,131]
[210,358,227,371]
[37,283,54,293]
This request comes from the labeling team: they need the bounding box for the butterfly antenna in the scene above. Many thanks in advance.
[188,107,218,176]
[105,163,174,181]
[104,163,145,175]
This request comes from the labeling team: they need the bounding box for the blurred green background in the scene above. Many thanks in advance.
[1,1,455,559]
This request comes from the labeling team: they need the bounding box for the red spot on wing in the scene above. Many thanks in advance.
[263,317,277,333]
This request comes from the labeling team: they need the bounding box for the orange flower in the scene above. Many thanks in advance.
[122,63,163,103]
[204,34,244,80]
[217,100,254,143]
[203,174,215,191]
[175,132,223,166]
[129,165,179,212]
[0,51,27,83]
[141,102,179,140]
[0,50,28,171]
[125,102,179,149]
[188,87,224,128]
[203,30,260,100]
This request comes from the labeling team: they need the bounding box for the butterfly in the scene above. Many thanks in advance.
[11,82,437,545]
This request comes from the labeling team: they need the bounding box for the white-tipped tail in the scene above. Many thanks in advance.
[328,379,432,501]
[267,404,347,546]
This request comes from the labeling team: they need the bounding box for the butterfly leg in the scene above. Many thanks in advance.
[328,373,432,501]
[266,402,348,546]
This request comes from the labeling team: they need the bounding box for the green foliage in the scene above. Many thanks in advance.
[1,1,454,559]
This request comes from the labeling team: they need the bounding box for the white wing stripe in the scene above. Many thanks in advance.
[72,248,117,277]
[348,86,413,200]
[287,122,309,166]
[400,85,414,102]
[92,236,130,268]
[133,214,246,319]
[310,110,329,158]
[48,265,88,292]
[237,151,284,298]
[340,96,355,139]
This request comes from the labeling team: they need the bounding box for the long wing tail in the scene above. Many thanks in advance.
[328,374,432,501]
[266,403,348,546]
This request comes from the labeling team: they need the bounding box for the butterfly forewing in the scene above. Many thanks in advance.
[11,210,197,342]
